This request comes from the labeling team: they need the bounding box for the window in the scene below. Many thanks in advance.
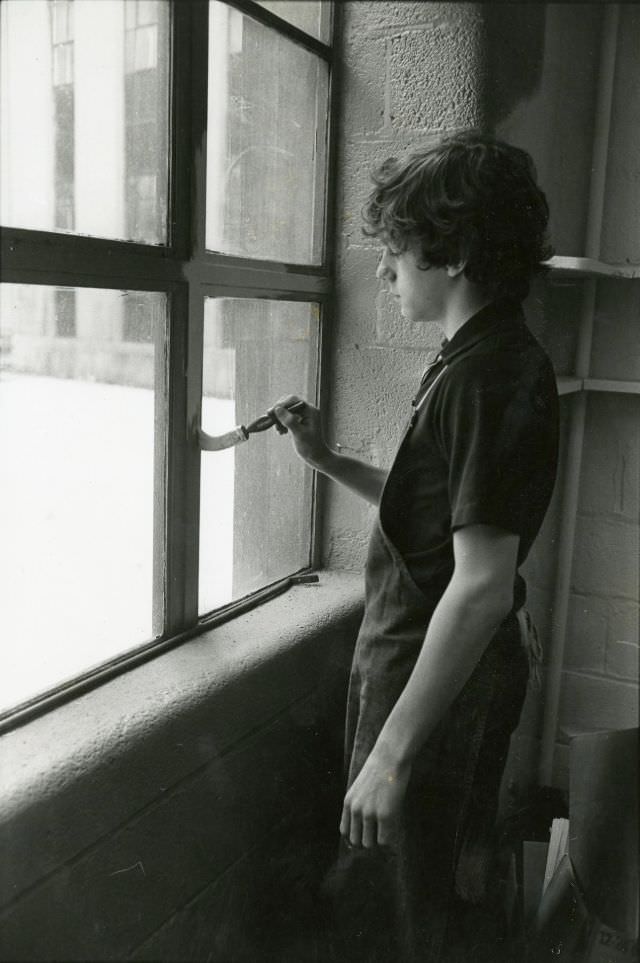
[206,1,329,263]
[199,298,320,613]
[0,1,334,724]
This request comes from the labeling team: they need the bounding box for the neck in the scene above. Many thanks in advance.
[441,283,491,341]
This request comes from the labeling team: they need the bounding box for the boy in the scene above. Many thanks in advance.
[274,132,558,961]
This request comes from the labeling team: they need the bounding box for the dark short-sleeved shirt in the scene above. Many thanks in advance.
[380,298,559,612]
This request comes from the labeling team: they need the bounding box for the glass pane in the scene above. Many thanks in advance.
[255,1,332,44]
[0,0,170,244]
[206,1,329,264]
[0,283,166,714]
[199,298,319,615]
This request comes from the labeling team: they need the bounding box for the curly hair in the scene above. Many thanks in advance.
[362,132,553,302]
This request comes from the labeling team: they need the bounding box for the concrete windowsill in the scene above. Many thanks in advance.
[0,570,364,907]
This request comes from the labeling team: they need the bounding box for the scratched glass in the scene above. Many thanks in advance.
[199,297,319,616]
[205,1,329,263]
[0,283,166,715]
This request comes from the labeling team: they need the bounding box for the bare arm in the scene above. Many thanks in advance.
[273,396,387,506]
[340,524,519,848]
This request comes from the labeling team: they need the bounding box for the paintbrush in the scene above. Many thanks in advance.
[197,400,305,452]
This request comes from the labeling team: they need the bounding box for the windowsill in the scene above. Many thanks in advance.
[0,570,364,907]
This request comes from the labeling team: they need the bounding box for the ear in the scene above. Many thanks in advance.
[446,262,466,278]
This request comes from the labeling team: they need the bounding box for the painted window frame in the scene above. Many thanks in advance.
[0,0,338,731]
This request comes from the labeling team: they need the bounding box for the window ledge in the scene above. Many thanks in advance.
[0,570,364,906]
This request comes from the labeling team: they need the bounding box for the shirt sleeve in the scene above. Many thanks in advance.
[436,351,558,539]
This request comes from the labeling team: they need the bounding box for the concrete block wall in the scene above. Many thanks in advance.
[483,7,639,770]
[523,9,639,787]
[0,577,363,961]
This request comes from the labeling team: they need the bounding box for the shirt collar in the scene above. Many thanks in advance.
[439,297,524,364]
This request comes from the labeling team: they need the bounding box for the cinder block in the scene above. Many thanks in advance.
[130,849,262,962]
[493,3,601,255]
[557,670,639,736]
[374,288,444,349]
[330,343,424,472]
[579,394,640,520]
[607,598,639,647]
[572,515,639,601]
[341,33,387,135]
[388,23,484,131]
[324,513,371,572]
[0,708,328,960]
[564,593,608,673]
[131,814,338,963]
[343,2,483,42]
[338,138,390,245]
[590,281,640,382]
[606,639,640,681]
[0,578,363,907]
[535,281,584,376]
[335,248,380,344]
[338,133,441,243]
[600,6,640,265]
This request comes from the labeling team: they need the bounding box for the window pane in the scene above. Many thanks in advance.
[199,298,319,615]
[0,0,170,244]
[255,1,332,44]
[0,283,166,714]
[206,1,329,264]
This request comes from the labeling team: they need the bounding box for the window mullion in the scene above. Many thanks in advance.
[168,0,196,260]
[162,0,209,635]
[191,1,210,261]
[163,283,201,634]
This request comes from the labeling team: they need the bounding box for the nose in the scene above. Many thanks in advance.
[376,248,396,282]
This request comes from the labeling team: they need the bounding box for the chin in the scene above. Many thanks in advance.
[404,308,436,323]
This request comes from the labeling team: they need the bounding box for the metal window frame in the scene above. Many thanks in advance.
[0,0,339,732]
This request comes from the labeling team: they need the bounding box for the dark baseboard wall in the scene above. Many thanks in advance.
[0,574,363,962]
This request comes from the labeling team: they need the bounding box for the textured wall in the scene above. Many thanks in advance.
[0,576,362,961]
[601,6,640,265]
[496,5,639,792]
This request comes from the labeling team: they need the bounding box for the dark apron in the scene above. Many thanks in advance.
[325,380,531,962]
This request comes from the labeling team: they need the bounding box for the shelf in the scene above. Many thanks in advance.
[584,378,640,395]
[556,375,640,397]
[546,256,640,279]
[556,376,583,396]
